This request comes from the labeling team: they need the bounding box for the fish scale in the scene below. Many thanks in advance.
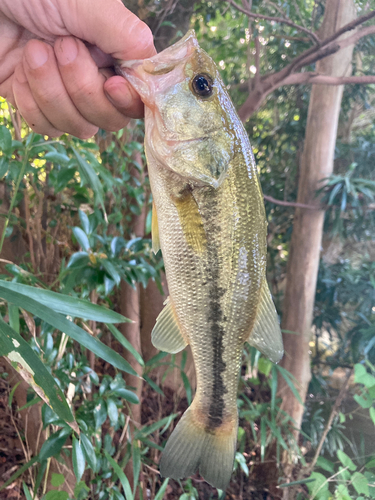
[119,29,283,491]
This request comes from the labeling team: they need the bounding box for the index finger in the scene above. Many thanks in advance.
[57,0,156,61]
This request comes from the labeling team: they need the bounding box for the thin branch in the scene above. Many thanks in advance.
[254,36,261,87]
[238,22,375,121]
[263,194,320,210]
[307,369,353,474]
[282,72,375,86]
[226,0,320,44]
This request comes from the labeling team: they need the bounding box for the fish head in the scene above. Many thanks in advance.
[118,30,236,188]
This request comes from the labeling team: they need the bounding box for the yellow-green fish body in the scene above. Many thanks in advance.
[119,31,283,490]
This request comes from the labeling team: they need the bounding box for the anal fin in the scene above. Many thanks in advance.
[152,200,160,254]
[152,297,188,354]
[247,280,284,363]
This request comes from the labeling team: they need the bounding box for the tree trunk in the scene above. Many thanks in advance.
[278,0,357,436]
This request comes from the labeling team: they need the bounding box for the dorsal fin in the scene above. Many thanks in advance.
[152,297,188,354]
[247,280,284,363]
[152,200,160,254]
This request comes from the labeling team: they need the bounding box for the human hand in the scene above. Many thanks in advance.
[0,0,155,138]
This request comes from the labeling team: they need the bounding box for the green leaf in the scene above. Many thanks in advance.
[0,281,128,323]
[154,479,169,500]
[143,375,164,396]
[107,324,143,365]
[132,440,141,493]
[44,151,70,165]
[112,388,139,405]
[337,450,357,471]
[44,491,69,500]
[0,318,76,427]
[354,393,372,409]
[0,156,9,178]
[80,434,97,471]
[8,303,19,333]
[260,417,266,462]
[0,125,12,155]
[107,398,119,426]
[72,148,105,213]
[0,457,38,491]
[72,436,86,482]
[276,365,303,404]
[135,414,178,439]
[0,286,136,375]
[101,259,122,285]
[354,364,375,388]
[279,478,317,487]
[73,227,90,251]
[104,450,134,500]
[22,482,33,500]
[39,430,70,461]
[365,459,375,469]
[316,456,335,474]
[370,407,375,426]
[351,472,370,496]
[306,472,329,499]
[181,370,192,405]
[51,473,65,488]
[67,251,90,269]
[78,210,90,234]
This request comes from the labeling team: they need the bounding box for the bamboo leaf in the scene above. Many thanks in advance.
[0,285,136,375]
[0,457,38,491]
[0,281,128,323]
[104,450,134,500]
[0,318,76,429]
[154,479,169,500]
[107,324,143,365]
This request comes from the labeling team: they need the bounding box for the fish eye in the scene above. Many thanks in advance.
[192,74,214,98]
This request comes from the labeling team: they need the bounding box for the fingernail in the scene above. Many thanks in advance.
[55,37,78,66]
[15,64,28,84]
[25,41,49,69]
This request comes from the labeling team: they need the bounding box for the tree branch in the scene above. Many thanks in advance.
[307,369,353,474]
[225,0,320,44]
[237,18,375,121]
[282,72,375,86]
[263,195,320,210]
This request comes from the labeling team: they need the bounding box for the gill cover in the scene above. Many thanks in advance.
[118,30,235,188]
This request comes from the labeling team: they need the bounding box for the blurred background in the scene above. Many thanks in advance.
[0,1,374,499]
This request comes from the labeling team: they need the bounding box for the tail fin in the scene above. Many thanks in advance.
[160,407,237,490]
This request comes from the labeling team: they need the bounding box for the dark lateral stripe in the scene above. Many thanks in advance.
[202,193,228,429]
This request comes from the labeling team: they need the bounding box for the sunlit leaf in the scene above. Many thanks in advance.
[0,286,136,374]
[0,318,76,428]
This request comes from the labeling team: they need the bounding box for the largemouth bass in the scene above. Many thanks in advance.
[119,30,283,491]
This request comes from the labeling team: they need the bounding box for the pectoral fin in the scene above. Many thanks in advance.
[152,297,188,354]
[152,201,160,254]
[174,189,206,253]
[247,281,284,363]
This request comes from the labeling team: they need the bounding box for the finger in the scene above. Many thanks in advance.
[12,64,63,137]
[54,37,130,130]
[23,39,98,139]
[104,76,144,119]
[58,0,156,60]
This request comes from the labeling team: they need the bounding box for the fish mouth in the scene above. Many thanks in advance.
[116,31,199,106]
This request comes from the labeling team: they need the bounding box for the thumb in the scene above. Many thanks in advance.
[57,0,156,60]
